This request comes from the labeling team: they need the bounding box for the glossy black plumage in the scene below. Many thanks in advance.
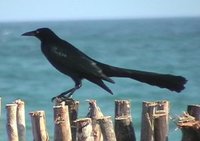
[22,28,187,100]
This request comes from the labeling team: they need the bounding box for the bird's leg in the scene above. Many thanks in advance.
[66,83,82,98]
[51,88,74,102]
[51,81,82,102]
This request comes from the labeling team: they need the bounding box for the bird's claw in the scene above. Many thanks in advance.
[51,95,73,102]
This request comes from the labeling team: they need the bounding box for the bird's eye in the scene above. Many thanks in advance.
[36,30,40,34]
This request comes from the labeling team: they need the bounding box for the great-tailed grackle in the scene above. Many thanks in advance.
[22,28,187,101]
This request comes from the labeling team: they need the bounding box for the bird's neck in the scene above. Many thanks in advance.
[38,34,61,43]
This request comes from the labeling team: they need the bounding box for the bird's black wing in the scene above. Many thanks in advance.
[49,42,114,83]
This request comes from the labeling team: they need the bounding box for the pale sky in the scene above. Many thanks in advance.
[0,0,200,22]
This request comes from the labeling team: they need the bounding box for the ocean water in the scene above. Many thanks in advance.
[0,17,200,140]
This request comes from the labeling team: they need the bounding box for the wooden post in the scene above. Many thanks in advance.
[177,112,200,141]
[187,105,200,120]
[54,99,79,141]
[115,116,136,141]
[154,114,168,141]
[87,100,104,141]
[29,110,49,141]
[75,118,94,141]
[87,100,104,118]
[140,101,169,141]
[187,105,200,139]
[181,128,198,141]
[98,116,116,141]
[115,100,131,117]
[178,104,200,141]
[6,103,19,141]
[53,105,72,141]
[114,100,136,141]
[65,100,79,141]
[15,99,26,141]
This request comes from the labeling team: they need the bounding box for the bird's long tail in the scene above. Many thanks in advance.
[99,63,187,93]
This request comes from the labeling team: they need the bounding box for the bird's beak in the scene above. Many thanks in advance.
[22,30,36,36]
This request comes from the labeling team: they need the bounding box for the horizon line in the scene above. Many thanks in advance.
[0,15,200,23]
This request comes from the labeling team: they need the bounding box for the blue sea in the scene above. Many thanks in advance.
[0,17,200,140]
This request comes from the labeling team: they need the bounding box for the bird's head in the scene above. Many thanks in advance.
[22,28,57,42]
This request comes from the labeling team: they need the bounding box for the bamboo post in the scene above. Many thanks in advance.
[15,99,26,141]
[29,110,49,141]
[53,105,72,141]
[140,101,169,141]
[55,98,79,141]
[114,100,136,141]
[6,103,19,141]
[75,118,94,141]
[98,116,117,141]
[87,100,104,141]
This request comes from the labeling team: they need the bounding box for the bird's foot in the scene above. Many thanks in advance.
[51,88,77,102]
[51,94,73,102]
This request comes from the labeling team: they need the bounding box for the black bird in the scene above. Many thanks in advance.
[22,28,187,100]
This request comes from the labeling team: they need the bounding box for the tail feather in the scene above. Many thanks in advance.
[128,70,187,92]
[99,63,187,93]
[88,78,114,95]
